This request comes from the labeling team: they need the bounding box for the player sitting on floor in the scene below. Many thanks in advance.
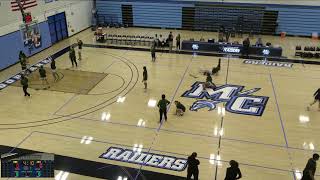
[203,73,216,90]
[174,101,186,116]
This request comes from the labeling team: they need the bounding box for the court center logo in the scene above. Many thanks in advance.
[182,82,269,116]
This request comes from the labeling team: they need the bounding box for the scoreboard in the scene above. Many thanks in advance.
[1,153,54,178]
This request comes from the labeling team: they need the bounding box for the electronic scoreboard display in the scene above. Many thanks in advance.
[1,153,54,178]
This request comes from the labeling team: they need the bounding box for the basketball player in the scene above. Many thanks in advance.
[19,51,27,72]
[174,101,186,116]
[157,94,170,123]
[307,88,320,111]
[187,152,200,180]
[211,58,221,75]
[199,58,221,76]
[142,66,148,90]
[69,46,77,67]
[151,43,156,62]
[20,75,30,97]
[77,39,83,61]
[224,160,242,180]
[51,59,59,82]
[39,66,49,89]
[301,153,319,180]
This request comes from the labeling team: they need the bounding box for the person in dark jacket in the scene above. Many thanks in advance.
[187,152,200,180]
[39,66,49,88]
[307,88,320,111]
[69,46,77,67]
[174,101,186,116]
[157,94,170,123]
[301,153,319,180]
[51,59,59,82]
[20,75,30,97]
[142,66,148,90]
[225,160,242,180]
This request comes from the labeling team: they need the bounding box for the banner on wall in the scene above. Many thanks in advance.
[11,0,38,11]
[19,21,42,50]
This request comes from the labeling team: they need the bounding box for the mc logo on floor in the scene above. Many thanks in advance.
[182,82,269,116]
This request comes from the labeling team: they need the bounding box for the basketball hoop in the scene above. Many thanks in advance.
[19,20,42,51]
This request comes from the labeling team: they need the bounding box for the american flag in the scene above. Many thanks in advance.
[11,0,38,12]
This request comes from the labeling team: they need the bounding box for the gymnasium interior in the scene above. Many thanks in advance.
[1,0,320,179]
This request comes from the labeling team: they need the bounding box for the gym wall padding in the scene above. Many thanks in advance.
[0,22,52,71]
